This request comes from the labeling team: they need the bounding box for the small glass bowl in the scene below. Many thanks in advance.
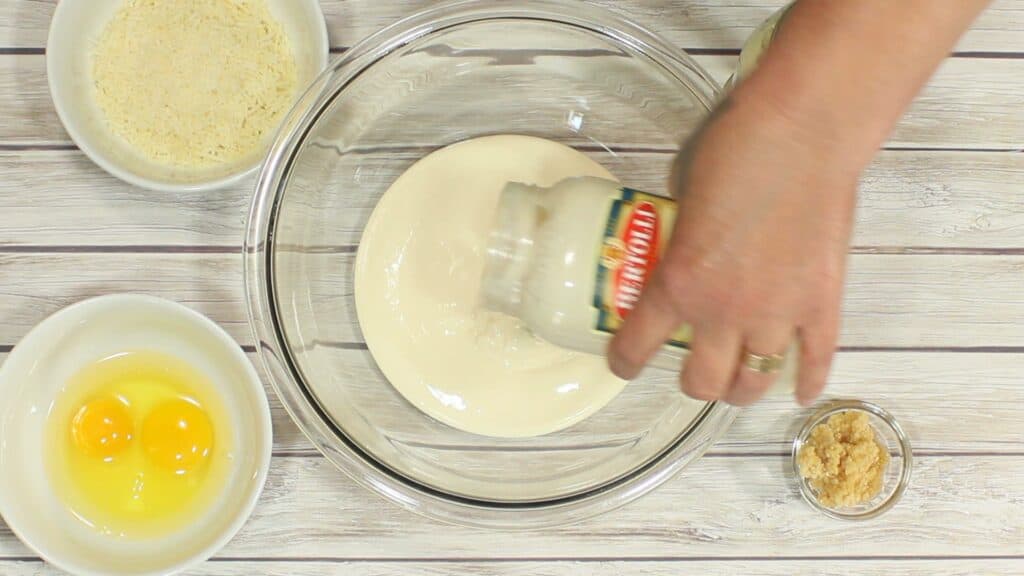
[792,400,912,520]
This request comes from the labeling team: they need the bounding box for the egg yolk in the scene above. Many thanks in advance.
[71,396,133,461]
[141,398,214,475]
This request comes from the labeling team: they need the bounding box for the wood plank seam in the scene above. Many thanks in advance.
[2,46,1024,57]
[4,555,1024,563]
[2,142,1018,153]
[6,245,1024,255]
[7,343,1024,353]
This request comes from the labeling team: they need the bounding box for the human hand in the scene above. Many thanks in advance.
[607,91,860,407]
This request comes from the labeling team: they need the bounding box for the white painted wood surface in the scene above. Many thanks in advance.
[4,252,1024,347]
[4,559,1024,576]
[3,0,1024,52]
[3,455,1023,558]
[1,150,1022,248]
[4,54,1024,148]
[1,0,1022,574]
[5,348,1019,458]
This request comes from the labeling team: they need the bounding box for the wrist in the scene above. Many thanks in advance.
[726,79,869,184]
[730,0,990,172]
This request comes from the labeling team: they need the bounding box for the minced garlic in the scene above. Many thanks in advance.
[92,0,297,168]
[797,410,889,507]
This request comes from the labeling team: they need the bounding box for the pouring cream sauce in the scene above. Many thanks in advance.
[354,135,628,437]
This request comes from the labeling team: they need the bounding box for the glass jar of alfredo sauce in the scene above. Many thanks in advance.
[480,176,799,389]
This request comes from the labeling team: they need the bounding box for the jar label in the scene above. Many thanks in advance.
[593,188,691,348]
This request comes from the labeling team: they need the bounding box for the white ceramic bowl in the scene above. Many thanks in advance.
[46,0,329,192]
[0,295,272,576]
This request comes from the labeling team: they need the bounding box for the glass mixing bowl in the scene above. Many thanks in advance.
[245,0,739,528]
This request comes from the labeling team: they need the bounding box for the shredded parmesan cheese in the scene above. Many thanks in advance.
[92,0,297,168]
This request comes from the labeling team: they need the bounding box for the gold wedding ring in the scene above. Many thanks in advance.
[743,351,786,374]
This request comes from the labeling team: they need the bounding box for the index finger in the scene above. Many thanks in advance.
[607,270,687,379]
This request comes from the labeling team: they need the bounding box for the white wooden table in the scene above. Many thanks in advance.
[2,1,1023,574]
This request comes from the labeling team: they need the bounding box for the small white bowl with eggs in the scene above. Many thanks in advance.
[46,0,329,192]
[0,295,272,576]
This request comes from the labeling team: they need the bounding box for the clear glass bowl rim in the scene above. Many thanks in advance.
[244,0,739,529]
[792,399,914,521]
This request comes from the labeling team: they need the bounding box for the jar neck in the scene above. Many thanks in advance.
[480,182,546,316]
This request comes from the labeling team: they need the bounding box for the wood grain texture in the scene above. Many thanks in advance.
[1,1,1022,572]
[4,345,1022,458]
[268,347,1024,454]
[2,455,1022,559]
[0,55,59,146]
[1,149,1021,249]
[3,253,1024,348]
[7,346,1020,463]
[3,559,1024,576]
[2,0,1024,52]
[1,53,1023,148]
